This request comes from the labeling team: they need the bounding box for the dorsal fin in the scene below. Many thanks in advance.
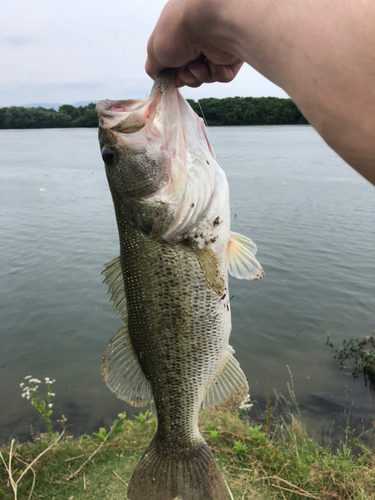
[101,257,127,319]
[101,257,153,406]
[101,323,153,407]
[227,231,265,281]
[202,347,248,411]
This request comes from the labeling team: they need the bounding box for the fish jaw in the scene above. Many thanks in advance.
[96,70,221,242]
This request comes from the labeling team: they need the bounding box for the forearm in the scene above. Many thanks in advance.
[220,0,375,183]
[147,0,375,183]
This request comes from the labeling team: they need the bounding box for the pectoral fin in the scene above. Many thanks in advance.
[228,231,264,281]
[193,246,226,296]
[202,347,249,411]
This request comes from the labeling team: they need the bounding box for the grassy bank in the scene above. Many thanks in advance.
[1,404,374,500]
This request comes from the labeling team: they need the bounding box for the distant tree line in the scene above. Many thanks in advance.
[187,97,308,126]
[0,103,98,129]
[0,97,308,129]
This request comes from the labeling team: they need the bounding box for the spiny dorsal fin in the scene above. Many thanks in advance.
[202,347,248,411]
[193,246,226,296]
[101,257,127,320]
[101,322,153,407]
[228,231,265,281]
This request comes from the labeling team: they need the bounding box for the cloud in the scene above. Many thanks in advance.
[0,0,287,107]
[4,36,33,46]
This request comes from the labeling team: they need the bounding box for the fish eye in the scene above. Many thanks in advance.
[102,147,117,165]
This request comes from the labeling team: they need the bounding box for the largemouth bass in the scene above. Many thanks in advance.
[96,70,264,500]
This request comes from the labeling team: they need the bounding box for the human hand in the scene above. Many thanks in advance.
[145,0,243,87]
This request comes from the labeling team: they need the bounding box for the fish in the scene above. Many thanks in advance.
[96,70,264,500]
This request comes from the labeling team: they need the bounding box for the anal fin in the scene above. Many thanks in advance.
[203,347,248,411]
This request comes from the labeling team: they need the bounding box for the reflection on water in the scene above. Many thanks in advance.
[1,126,374,443]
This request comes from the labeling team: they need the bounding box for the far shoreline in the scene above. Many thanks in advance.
[0,96,309,130]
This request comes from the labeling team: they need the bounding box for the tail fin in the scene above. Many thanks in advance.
[127,437,228,500]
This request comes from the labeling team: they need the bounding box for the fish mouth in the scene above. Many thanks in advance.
[96,98,149,134]
[96,70,177,134]
[96,99,146,116]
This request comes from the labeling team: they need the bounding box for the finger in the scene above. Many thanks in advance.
[176,66,203,88]
[176,60,244,87]
[189,60,215,83]
[208,61,244,82]
[145,32,165,80]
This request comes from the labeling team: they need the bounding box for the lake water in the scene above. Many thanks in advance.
[1,126,374,444]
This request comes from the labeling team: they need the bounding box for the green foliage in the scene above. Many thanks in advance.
[0,107,72,129]
[0,97,307,129]
[209,430,219,439]
[92,412,134,441]
[93,427,108,441]
[133,410,150,424]
[92,411,149,441]
[326,331,375,391]
[0,103,98,129]
[233,440,247,455]
[20,376,56,433]
[248,424,267,443]
[187,96,309,126]
[59,102,98,127]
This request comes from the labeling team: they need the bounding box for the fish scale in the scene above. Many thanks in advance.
[119,222,228,449]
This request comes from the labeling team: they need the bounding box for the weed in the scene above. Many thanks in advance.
[234,440,247,455]
[133,410,150,424]
[20,376,56,433]
[92,412,133,441]
[248,424,267,444]
[210,430,219,439]
[93,427,108,441]
[326,331,375,391]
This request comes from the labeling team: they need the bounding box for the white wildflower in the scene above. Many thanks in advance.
[241,403,254,409]
[20,383,25,388]
[48,393,56,397]
[48,403,53,408]
[21,393,26,398]
[239,394,253,410]
[45,377,51,383]
[25,375,32,380]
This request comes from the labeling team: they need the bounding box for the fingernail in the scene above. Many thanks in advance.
[190,69,203,79]
[181,73,198,84]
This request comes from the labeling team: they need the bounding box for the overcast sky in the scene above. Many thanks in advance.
[0,0,288,107]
